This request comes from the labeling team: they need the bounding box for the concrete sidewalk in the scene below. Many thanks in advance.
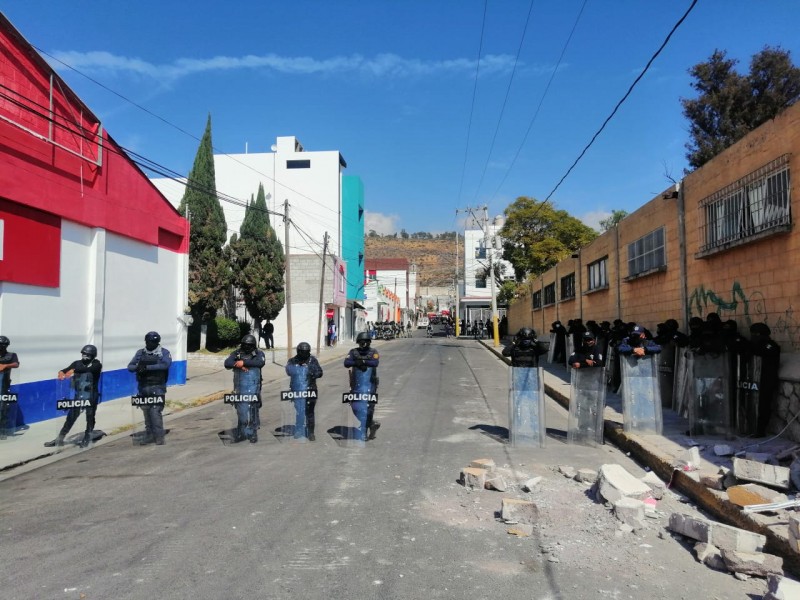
[0,341,357,477]
[480,338,800,576]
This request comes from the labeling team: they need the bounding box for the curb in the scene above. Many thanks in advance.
[478,339,800,577]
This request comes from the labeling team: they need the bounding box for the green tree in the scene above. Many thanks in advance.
[227,183,285,332]
[682,47,800,169]
[497,280,518,306]
[400,228,409,239]
[178,115,230,326]
[599,210,628,231]
[499,197,597,279]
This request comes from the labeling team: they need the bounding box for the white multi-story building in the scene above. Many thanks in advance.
[459,215,513,324]
[364,259,417,324]
[152,136,365,352]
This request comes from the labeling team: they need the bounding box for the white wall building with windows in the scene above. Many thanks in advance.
[460,217,513,324]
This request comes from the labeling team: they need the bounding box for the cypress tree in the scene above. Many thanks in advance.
[179,114,230,327]
[229,182,286,331]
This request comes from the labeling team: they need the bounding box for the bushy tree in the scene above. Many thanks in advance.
[683,47,800,169]
[178,115,229,325]
[499,197,597,279]
[227,183,285,330]
[599,210,628,231]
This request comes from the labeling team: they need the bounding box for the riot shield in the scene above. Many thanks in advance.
[337,366,378,445]
[508,366,546,447]
[689,352,732,437]
[736,354,762,436]
[565,336,575,369]
[0,370,19,440]
[657,342,676,408]
[672,348,692,417]
[620,355,662,434]
[547,333,556,364]
[55,375,95,446]
[221,367,261,445]
[130,393,166,445]
[568,367,606,446]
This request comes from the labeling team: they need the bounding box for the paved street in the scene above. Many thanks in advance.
[0,337,767,599]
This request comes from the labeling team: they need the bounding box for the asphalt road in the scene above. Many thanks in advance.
[0,337,766,599]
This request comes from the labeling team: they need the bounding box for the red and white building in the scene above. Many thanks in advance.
[0,14,189,425]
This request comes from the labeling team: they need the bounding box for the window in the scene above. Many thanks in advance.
[700,155,791,254]
[532,290,542,309]
[475,269,486,289]
[587,257,608,291]
[286,159,311,169]
[560,273,575,300]
[628,227,665,278]
[543,283,556,305]
[475,245,487,259]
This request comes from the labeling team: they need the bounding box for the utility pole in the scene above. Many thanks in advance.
[316,232,329,356]
[284,199,293,360]
[455,210,461,337]
[484,206,500,347]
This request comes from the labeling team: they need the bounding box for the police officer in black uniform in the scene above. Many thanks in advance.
[344,332,381,440]
[45,344,103,448]
[127,331,172,445]
[285,342,323,441]
[224,334,265,443]
[550,321,567,364]
[0,336,20,439]
[568,331,605,369]
[749,323,781,436]
[502,327,547,367]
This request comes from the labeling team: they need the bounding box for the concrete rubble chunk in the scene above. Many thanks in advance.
[501,498,539,525]
[668,513,711,543]
[699,472,726,491]
[613,497,646,529]
[787,529,800,554]
[484,476,508,492]
[709,522,766,554]
[469,458,496,472]
[719,466,737,489]
[574,469,598,484]
[558,465,576,479]
[693,542,726,571]
[522,476,543,492]
[764,574,800,600]
[727,484,788,507]
[639,471,666,500]
[714,444,734,456]
[732,457,791,490]
[789,515,800,538]
[597,464,652,504]
[461,467,487,490]
[679,446,702,468]
[721,549,783,577]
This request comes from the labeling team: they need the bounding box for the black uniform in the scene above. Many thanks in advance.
[224,346,266,442]
[502,339,547,367]
[0,348,20,438]
[127,346,172,444]
[55,358,103,446]
[285,352,323,440]
[568,340,604,369]
[344,343,380,441]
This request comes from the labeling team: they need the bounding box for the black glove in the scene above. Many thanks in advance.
[136,362,147,374]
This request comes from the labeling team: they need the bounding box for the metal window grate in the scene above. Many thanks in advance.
[561,273,575,300]
[543,283,556,305]
[532,290,542,309]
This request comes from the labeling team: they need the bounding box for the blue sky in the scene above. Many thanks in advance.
[4,1,800,234]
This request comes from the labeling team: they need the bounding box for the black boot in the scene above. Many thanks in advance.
[368,421,381,440]
[44,434,65,447]
[78,431,92,448]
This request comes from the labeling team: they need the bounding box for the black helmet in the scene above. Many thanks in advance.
[145,331,161,350]
[241,334,257,352]
[0,335,9,348]
[81,344,98,359]
[296,342,311,360]
[356,331,371,348]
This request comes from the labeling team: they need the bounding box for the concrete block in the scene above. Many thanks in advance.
[714,444,734,456]
[639,471,666,500]
[679,446,702,467]
[461,467,486,490]
[699,472,726,490]
[732,457,791,490]
[668,513,711,543]
[710,522,766,553]
[522,476,542,492]
[597,464,653,503]
[484,475,508,492]
[727,484,788,507]
[694,542,726,571]
[721,549,783,577]
[613,497,646,529]
[558,465,576,479]
[501,498,539,525]
[765,574,800,600]
[574,468,598,484]
[789,514,800,539]
[787,529,800,554]
[469,458,495,472]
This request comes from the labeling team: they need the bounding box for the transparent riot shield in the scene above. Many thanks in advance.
[54,374,96,446]
[672,348,692,417]
[620,355,662,435]
[736,354,762,436]
[565,336,575,368]
[689,352,732,437]
[337,366,378,445]
[508,366,546,447]
[0,370,19,441]
[221,367,261,445]
[130,394,166,445]
[657,342,676,408]
[547,333,557,364]
[568,367,606,446]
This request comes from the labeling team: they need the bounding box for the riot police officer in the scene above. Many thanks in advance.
[618,325,661,357]
[127,331,172,445]
[224,334,265,443]
[550,321,567,364]
[502,327,547,367]
[569,331,605,369]
[0,336,20,439]
[344,332,380,441]
[45,345,103,448]
[285,342,323,441]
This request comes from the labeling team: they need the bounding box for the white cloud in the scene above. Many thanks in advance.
[48,50,519,82]
[365,211,399,235]
[579,209,611,233]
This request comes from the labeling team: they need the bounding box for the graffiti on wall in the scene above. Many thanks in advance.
[773,305,800,350]
[687,281,767,327]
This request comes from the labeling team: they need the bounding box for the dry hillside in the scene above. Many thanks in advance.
[364,236,460,287]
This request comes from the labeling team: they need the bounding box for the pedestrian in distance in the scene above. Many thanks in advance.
[285,342,323,441]
[224,334,265,443]
[261,319,275,350]
[45,344,102,448]
[0,336,20,439]
[344,332,381,441]
[127,331,172,445]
